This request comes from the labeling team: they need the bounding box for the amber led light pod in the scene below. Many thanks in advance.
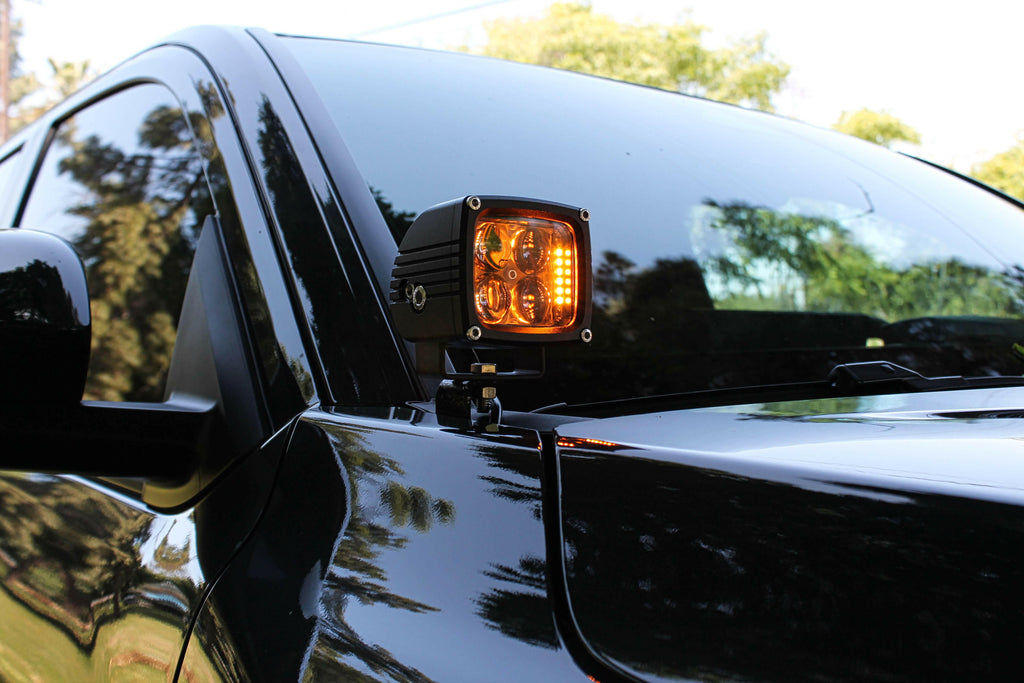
[473,210,579,333]
[390,196,592,344]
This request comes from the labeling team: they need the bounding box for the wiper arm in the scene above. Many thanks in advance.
[827,361,1020,392]
[534,361,1024,417]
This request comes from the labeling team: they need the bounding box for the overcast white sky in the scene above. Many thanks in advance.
[14,0,1023,170]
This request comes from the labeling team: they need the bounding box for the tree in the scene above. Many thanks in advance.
[971,138,1024,201]
[697,199,1022,320]
[831,108,921,148]
[472,2,790,112]
[2,11,41,138]
[47,57,93,99]
[0,2,96,136]
[9,58,96,133]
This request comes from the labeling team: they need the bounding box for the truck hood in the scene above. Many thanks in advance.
[556,385,1024,504]
[552,387,1024,681]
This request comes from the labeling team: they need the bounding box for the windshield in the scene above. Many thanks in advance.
[285,37,1024,411]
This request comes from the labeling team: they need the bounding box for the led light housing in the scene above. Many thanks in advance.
[390,196,592,344]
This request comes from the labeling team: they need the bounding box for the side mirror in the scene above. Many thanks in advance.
[0,228,90,403]
[0,220,257,503]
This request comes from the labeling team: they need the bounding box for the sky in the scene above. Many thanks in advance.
[13,0,1023,171]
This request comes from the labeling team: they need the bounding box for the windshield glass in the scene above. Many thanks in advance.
[286,37,1024,411]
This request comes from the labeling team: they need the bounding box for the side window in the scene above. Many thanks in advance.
[19,84,212,402]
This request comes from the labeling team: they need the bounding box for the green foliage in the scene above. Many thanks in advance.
[2,17,37,132]
[831,108,921,148]
[1,6,97,135]
[971,139,1024,201]
[48,58,93,99]
[11,58,96,133]
[472,2,789,111]
[699,200,1023,320]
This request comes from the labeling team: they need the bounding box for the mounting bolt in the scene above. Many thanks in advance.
[580,328,593,343]
[579,208,590,222]
[410,285,427,311]
[474,385,498,414]
[471,363,497,374]
[466,326,483,341]
[466,196,482,211]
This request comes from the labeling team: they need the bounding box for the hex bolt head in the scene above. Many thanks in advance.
[466,196,482,211]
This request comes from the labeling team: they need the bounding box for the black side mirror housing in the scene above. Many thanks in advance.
[0,220,262,506]
[0,228,90,403]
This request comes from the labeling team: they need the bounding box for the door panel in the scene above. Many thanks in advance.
[0,413,292,681]
[0,474,203,680]
[181,407,591,682]
[0,47,292,678]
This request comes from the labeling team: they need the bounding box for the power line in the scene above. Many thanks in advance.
[349,0,515,38]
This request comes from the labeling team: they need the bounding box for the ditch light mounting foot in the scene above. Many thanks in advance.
[427,342,543,428]
[435,378,503,430]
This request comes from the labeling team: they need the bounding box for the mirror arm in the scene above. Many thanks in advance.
[0,397,224,479]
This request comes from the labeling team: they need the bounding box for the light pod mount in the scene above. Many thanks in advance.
[390,195,593,351]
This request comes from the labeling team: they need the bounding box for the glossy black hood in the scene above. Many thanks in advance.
[553,387,1024,682]
[558,387,1024,504]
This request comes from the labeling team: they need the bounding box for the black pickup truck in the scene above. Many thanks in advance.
[2,25,1024,682]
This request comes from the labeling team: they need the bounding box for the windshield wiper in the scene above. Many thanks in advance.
[827,361,1024,392]
[533,361,1024,417]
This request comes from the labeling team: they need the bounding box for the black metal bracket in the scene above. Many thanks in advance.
[416,339,545,381]
[435,379,503,430]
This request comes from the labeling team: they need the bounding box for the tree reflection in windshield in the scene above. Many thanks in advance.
[290,36,1024,409]
[696,199,1024,320]
[500,200,1024,411]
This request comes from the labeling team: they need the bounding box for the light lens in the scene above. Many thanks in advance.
[513,227,549,274]
[515,277,551,323]
[475,276,511,324]
[474,221,510,270]
[472,211,578,332]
